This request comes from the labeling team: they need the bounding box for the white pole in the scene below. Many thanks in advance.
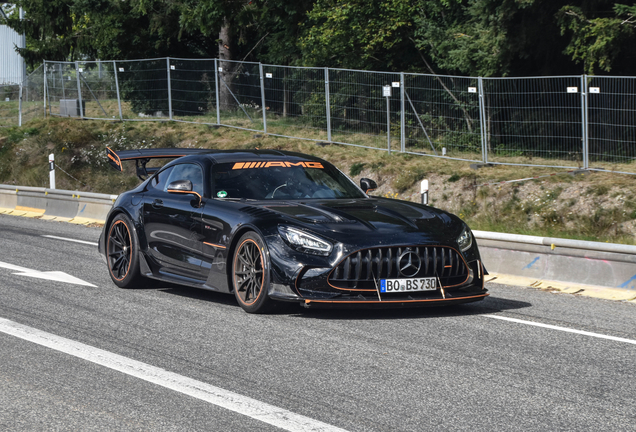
[420,179,429,205]
[49,154,56,189]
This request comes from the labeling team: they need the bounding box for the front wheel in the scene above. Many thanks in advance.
[106,213,145,288]
[232,232,274,313]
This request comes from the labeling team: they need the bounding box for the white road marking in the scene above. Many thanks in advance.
[483,314,636,345]
[41,235,98,246]
[0,318,349,432]
[0,261,96,287]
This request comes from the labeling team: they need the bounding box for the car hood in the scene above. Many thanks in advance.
[256,198,460,237]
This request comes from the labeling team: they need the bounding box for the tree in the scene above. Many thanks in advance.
[299,0,418,71]
[3,0,217,67]
[558,3,636,74]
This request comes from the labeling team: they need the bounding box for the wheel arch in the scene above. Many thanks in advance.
[225,224,269,293]
[104,207,147,251]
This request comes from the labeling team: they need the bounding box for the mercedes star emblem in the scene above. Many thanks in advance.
[398,251,421,277]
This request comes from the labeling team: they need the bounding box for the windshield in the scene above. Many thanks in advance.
[212,160,366,200]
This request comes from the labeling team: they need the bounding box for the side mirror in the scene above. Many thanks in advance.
[360,178,377,193]
[167,180,201,207]
[167,180,193,192]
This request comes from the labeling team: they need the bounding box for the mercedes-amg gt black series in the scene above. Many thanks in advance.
[98,147,488,313]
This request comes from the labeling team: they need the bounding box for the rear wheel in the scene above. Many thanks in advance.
[232,232,273,313]
[107,213,144,288]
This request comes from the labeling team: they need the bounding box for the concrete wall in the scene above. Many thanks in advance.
[474,231,636,291]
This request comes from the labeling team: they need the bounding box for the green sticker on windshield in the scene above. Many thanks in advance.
[217,190,228,198]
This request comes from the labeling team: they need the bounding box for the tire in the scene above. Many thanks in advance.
[106,213,145,288]
[232,232,274,314]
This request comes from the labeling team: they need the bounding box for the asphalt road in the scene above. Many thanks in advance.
[1,214,635,431]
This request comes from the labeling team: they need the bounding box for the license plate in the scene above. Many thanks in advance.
[380,277,437,293]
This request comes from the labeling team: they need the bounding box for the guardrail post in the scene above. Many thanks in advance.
[420,179,428,205]
[400,72,405,152]
[113,61,123,120]
[215,59,221,125]
[581,75,589,170]
[325,68,331,142]
[478,77,488,163]
[166,57,173,120]
[259,63,267,133]
[49,154,56,189]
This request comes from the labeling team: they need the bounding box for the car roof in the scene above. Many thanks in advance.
[171,149,329,165]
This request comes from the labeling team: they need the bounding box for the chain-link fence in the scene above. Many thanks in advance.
[587,76,636,171]
[22,64,45,124]
[5,58,636,174]
[0,64,44,127]
[404,74,481,160]
[482,76,586,168]
[0,83,21,127]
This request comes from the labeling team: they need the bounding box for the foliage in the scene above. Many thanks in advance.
[2,0,636,78]
[349,162,365,177]
[300,0,418,70]
[558,4,636,74]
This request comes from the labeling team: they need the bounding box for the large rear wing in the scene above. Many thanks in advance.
[107,147,210,180]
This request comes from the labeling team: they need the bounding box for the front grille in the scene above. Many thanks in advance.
[329,246,468,290]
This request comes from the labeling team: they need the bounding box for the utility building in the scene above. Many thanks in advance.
[0,4,26,84]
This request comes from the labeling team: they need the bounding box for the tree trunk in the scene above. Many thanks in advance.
[218,19,234,111]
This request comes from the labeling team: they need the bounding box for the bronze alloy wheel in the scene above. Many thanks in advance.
[106,214,143,288]
[232,232,273,313]
[108,220,132,281]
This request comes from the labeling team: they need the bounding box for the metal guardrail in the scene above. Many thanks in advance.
[473,230,636,256]
[0,184,117,201]
[1,183,634,253]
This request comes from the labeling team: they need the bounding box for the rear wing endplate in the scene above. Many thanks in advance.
[106,147,210,180]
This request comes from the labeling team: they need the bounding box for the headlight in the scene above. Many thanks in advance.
[278,226,333,256]
[457,225,473,252]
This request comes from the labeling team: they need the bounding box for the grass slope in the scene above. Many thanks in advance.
[1,118,635,244]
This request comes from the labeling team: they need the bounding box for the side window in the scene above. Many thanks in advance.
[148,166,173,191]
[165,163,204,196]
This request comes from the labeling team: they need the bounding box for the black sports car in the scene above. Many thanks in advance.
[98,147,488,313]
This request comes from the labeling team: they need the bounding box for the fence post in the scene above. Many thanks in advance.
[46,64,52,116]
[325,68,331,142]
[18,84,23,127]
[43,61,47,116]
[259,63,267,133]
[166,57,173,120]
[387,94,391,154]
[60,63,66,100]
[581,75,589,170]
[478,77,488,163]
[215,59,221,125]
[400,72,405,152]
[75,61,84,119]
[113,61,123,120]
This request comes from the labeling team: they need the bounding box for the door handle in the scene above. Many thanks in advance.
[152,199,163,209]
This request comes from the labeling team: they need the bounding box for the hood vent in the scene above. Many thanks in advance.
[239,206,278,219]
